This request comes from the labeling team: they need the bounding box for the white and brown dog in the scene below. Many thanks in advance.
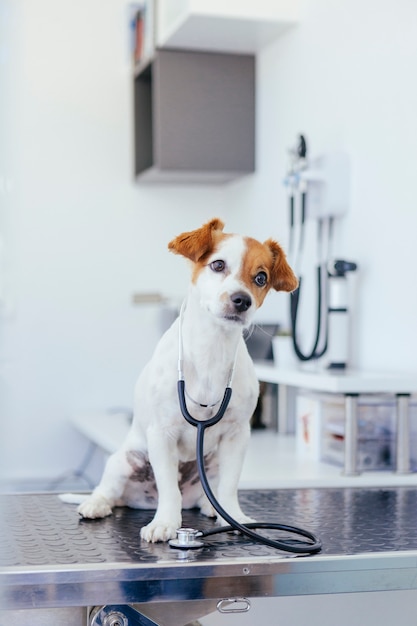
[67,218,297,542]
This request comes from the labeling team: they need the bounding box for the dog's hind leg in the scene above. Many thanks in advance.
[77,447,136,519]
[197,493,217,518]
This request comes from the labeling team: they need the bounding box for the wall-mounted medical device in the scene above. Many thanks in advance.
[300,152,351,220]
[326,259,357,369]
[285,135,357,369]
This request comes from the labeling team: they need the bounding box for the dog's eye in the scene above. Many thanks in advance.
[210,260,225,272]
[254,271,267,287]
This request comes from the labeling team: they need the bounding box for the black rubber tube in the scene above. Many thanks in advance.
[195,422,321,554]
[291,266,328,362]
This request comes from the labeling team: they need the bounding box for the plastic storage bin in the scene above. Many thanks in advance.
[296,392,417,471]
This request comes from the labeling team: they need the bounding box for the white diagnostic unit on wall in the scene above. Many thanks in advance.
[300,152,351,220]
[285,136,357,370]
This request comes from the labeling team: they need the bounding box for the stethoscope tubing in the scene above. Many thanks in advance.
[177,381,322,555]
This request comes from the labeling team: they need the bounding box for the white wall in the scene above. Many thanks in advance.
[1,0,417,484]
[228,0,417,372]
[0,0,231,484]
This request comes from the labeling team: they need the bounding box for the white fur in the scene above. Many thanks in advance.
[58,493,88,504]
[70,232,271,542]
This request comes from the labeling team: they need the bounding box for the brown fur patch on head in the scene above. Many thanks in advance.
[238,237,297,308]
[168,219,298,294]
[238,238,273,308]
[264,239,298,292]
[168,218,225,263]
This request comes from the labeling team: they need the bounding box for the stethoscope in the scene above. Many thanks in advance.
[168,302,322,555]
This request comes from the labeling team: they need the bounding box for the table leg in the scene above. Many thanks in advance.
[278,384,297,434]
[343,393,360,476]
[395,393,412,474]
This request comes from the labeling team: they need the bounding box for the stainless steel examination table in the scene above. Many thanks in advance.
[1,487,417,625]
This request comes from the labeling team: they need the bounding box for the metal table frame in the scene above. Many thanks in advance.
[1,488,417,624]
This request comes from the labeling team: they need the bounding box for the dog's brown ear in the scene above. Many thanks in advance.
[168,218,225,262]
[265,239,299,292]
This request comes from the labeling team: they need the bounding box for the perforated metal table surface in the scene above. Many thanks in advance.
[1,488,417,614]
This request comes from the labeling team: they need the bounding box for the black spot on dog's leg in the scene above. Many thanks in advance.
[126,450,155,483]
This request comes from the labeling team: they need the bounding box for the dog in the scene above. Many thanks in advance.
[65,218,297,543]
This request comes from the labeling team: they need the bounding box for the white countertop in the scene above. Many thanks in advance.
[71,411,417,490]
[254,361,417,394]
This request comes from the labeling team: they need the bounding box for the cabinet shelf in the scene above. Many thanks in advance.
[134,48,255,184]
[157,0,300,54]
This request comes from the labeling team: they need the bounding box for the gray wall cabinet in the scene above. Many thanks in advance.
[134,49,255,184]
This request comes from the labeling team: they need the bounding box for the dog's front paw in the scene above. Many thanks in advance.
[140,518,180,543]
[78,495,112,519]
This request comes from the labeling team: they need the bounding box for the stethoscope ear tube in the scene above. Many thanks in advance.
[177,380,232,428]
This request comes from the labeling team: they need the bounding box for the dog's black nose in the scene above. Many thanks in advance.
[231,292,252,313]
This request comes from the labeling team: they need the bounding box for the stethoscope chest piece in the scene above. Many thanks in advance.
[169,527,204,549]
